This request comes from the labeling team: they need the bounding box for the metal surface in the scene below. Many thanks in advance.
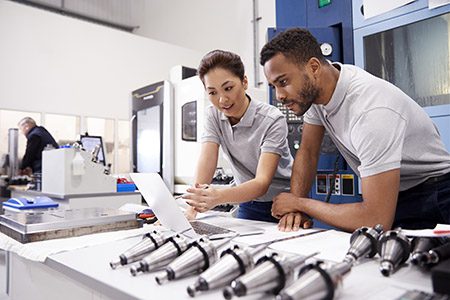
[344,224,383,264]
[410,237,442,266]
[110,230,167,269]
[223,252,317,299]
[187,244,267,297]
[155,237,232,285]
[378,229,411,276]
[8,128,18,178]
[276,261,352,300]
[129,234,189,276]
[0,207,141,243]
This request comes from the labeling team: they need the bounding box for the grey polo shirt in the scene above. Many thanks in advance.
[304,63,450,191]
[202,97,293,202]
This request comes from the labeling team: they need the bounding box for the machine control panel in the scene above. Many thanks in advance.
[315,173,356,198]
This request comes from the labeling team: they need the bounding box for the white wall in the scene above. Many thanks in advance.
[0,0,203,119]
[134,0,276,102]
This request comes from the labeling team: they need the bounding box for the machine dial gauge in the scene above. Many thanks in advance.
[320,43,333,56]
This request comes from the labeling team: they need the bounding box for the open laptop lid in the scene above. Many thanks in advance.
[130,173,198,238]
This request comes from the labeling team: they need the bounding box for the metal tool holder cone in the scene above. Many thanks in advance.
[110,230,167,269]
[410,237,445,266]
[186,243,268,297]
[223,252,317,299]
[377,229,411,277]
[276,261,352,300]
[344,224,383,264]
[420,240,450,268]
[129,233,189,276]
[155,236,232,285]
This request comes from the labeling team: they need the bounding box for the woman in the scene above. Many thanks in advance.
[183,50,293,223]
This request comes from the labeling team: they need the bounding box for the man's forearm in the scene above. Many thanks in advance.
[298,198,392,232]
[290,148,318,197]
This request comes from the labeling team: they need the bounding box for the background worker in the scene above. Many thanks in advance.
[18,117,59,175]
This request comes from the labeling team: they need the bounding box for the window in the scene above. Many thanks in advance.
[44,113,80,146]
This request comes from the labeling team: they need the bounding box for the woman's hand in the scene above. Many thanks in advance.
[183,184,222,213]
[185,206,198,220]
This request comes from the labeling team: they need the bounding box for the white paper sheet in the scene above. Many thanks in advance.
[269,230,351,263]
[363,0,416,19]
[401,223,450,237]
[233,225,321,246]
[429,0,450,9]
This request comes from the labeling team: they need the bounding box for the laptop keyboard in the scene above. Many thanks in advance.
[190,220,233,236]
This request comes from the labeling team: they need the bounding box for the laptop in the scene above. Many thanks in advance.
[130,173,264,239]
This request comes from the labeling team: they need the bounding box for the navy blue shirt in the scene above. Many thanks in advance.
[21,126,59,172]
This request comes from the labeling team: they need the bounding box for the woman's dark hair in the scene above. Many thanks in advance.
[197,50,245,83]
[260,28,326,67]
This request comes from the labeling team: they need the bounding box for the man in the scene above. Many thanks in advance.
[260,28,450,232]
[18,117,59,175]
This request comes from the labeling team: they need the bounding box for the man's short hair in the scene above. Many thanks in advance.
[18,117,36,127]
[260,28,326,67]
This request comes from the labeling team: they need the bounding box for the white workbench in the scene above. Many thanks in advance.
[3,218,434,300]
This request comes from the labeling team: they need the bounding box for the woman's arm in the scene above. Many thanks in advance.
[194,142,220,184]
[184,152,281,212]
[185,142,219,219]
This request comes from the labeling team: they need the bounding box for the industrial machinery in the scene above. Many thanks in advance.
[129,233,190,276]
[186,244,268,297]
[378,229,411,277]
[223,252,317,299]
[276,261,352,300]
[0,207,141,243]
[344,224,383,264]
[353,0,450,151]
[110,230,168,269]
[155,236,232,285]
[41,147,116,195]
[131,80,174,192]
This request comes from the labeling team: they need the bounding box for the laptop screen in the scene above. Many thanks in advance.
[130,173,197,238]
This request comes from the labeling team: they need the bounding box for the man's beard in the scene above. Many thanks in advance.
[293,75,320,116]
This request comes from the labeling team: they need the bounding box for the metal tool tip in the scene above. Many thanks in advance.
[129,265,140,276]
[155,271,169,285]
[410,253,421,265]
[222,286,234,300]
[109,260,120,269]
[187,285,197,297]
[379,261,393,277]
[232,281,247,297]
